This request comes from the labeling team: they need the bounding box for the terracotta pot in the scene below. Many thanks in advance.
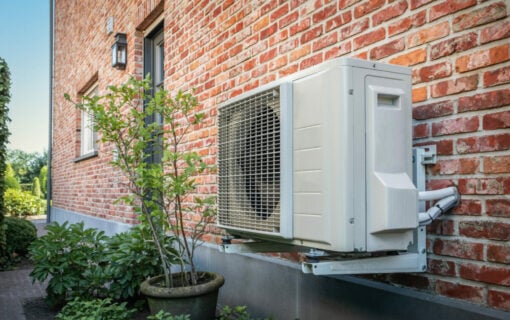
[140,272,225,320]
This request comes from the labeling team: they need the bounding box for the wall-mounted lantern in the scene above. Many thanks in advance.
[111,33,127,69]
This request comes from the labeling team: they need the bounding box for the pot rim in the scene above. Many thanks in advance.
[140,271,225,299]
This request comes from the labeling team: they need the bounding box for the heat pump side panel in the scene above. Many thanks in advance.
[360,68,418,252]
[292,66,355,252]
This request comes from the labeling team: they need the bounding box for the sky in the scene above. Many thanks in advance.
[0,0,50,154]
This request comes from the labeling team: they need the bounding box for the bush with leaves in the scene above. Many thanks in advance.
[4,216,36,255]
[5,163,20,189]
[39,165,47,197]
[0,57,12,269]
[103,224,177,302]
[4,188,46,217]
[32,177,42,197]
[29,222,108,308]
[56,298,135,320]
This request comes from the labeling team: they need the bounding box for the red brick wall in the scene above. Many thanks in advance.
[52,0,510,311]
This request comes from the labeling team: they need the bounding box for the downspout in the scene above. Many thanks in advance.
[46,0,54,223]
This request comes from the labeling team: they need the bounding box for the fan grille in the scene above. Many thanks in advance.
[218,88,281,234]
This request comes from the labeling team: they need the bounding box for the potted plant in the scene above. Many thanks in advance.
[66,76,224,319]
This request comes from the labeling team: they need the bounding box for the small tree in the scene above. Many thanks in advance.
[0,57,12,268]
[39,165,48,197]
[5,163,19,190]
[66,76,216,288]
[32,177,41,198]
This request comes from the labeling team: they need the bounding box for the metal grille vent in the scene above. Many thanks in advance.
[218,88,281,234]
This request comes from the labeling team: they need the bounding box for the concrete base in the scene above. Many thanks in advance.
[50,206,132,236]
[195,244,510,320]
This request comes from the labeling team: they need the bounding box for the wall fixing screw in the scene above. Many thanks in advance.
[422,265,427,271]
[421,248,426,254]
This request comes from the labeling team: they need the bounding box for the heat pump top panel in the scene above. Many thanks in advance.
[218,57,417,253]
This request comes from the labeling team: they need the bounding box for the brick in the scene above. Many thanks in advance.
[488,290,510,311]
[456,44,510,73]
[372,0,408,26]
[413,123,429,139]
[340,18,369,40]
[289,44,311,62]
[460,220,510,241]
[484,66,510,87]
[481,20,510,44]
[435,280,484,303]
[278,63,298,77]
[260,23,278,40]
[388,10,426,36]
[432,116,478,136]
[413,100,453,120]
[458,178,508,195]
[300,53,323,69]
[268,55,288,71]
[453,2,507,32]
[429,0,477,22]
[487,244,510,263]
[433,239,483,260]
[279,11,299,29]
[414,139,454,155]
[259,48,277,63]
[312,32,338,51]
[427,179,456,191]
[312,4,336,23]
[253,15,269,32]
[430,32,478,60]
[354,0,385,18]
[370,38,405,60]
[325,11,352,32]
[412,86,427,103]
[390,48,427,66]
[412,62,452,84]
[431,158,479,175]
[408,21,450,48]
[428,259,456,276]
[301,25,322,44]
[410,0,434,10]
[339,0,361,9]
[460,263,510,285]
[451,199,482,216]
[430,75,478,98]
[483,155,510,174]
[270,3,289,22]
[289,17,311,36]
[483,111,510,130]
[457,133,510,154]
[458,89,510,113]
[352,28,385,50]
[428,219,455,236]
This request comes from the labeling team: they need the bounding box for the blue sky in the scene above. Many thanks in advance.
[0,0,49,153]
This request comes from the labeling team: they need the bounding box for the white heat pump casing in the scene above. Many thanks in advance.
[218,58,418,253]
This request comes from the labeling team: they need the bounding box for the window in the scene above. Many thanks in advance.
[144,24,164,163]
[81,84,98,156]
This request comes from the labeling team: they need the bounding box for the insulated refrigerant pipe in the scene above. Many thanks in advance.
[418,187,461,226]
[418,186,458,201]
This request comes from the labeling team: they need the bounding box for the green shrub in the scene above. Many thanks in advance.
[103,224,176,302]
[56,298,135,320]
[4,216,36,255]
[5,163,19,189]
[4,188,46,217]
[29,222,108,308]
[147,311,190,320]
[32,177,41,198]
[0,57,12,269]
[39,165,47,197]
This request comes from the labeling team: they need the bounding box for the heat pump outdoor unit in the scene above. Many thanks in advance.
[218,58,418,253]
